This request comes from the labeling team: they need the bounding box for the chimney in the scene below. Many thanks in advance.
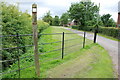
[117,1,120,27]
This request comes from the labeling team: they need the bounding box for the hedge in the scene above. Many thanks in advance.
[99,27,119,39]
[72,25,120,39]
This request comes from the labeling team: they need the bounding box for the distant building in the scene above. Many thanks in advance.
[68,19,78,26]
[117,1,120,27]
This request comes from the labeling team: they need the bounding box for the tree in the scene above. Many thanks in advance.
[1,2,49,70]
[60,12,69,26]
[42,11,53,25]
[52,15,60,26]
[107,18,116,27]
[1,2,32,69]
[101,14,115,27]
[68,1,99,29]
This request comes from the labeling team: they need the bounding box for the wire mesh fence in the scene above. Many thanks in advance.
[1,31,93,78]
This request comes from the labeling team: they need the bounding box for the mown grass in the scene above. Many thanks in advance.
[74,44,114,78]
[2,26,114,78]
[46,42,114,78]
[39,26,92,78]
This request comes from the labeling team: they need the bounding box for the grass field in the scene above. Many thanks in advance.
[2,26,114,78]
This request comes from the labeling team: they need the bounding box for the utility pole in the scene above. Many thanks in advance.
[32,3,40,77]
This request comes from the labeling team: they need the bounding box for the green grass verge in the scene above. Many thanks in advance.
[98,33,120,42]
[74,44,114,78]
[47,43,114,78]
[2,26,114,78]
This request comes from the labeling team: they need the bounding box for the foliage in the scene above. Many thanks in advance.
[71,25,80,30]
[98,27,119,38]
[37,20,49,33]
[52,15,60,26]
[101,14,116,27]
[60,12,69,26]
[72,25,119,39]
[1,2,49,70]
[107,18,116,27]
[68,1,99,28]
[1,3,32,69]
[42,11,53,25]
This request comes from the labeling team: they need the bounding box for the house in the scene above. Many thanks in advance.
[68,19,78,26]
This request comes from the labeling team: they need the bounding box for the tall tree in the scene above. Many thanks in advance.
[101,14,115,27]
[68,1,99,29]
[60,12,69,26]
[107,18,116,27]
[52,15,60,26]
[1,2,32,69]
[42,11,53,25]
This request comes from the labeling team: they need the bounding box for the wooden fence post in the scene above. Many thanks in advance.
[32,3,40,77]
[62,32,65,59]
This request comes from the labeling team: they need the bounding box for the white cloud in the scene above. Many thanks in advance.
[2,0,119,21]
[37,7,50,19]
[91,0,119,22]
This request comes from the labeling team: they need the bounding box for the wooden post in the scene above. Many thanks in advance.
[83,32,86,48]
[62,32,64,59]
[32,3,40,77]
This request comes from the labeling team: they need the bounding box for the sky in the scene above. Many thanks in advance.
[1,0,120,22]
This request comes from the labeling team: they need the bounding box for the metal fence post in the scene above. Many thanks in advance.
[94,31,97,43]
[62,32,65,59]
[83,32,86,48]
[16,33,20,78]
[94,25,98,43]
[32,3,40,77]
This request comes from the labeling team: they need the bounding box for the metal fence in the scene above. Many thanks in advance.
[1,31,87,78]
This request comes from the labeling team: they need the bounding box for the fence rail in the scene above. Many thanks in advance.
[1,45,34,50]
[0,32,83,37]
[0,34,33,37]
[1,32,87,78]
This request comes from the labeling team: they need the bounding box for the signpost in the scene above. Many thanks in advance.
[32,3,40,77]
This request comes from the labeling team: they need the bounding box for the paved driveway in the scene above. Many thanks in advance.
[62,27,119,78]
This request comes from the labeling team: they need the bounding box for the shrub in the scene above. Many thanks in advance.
[71,25,119,39]
[72,25,79,30]
[1,3,49,70]
[38,20,49,33]
[98,27,119,39]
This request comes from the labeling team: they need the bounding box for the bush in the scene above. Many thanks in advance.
[1,3,49,70]
[38,20,49,33]
[72,25,119,39]
[99,27,119,39]
[72,25,79,30]
[72,26,94,32]
[83,26,94,32]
